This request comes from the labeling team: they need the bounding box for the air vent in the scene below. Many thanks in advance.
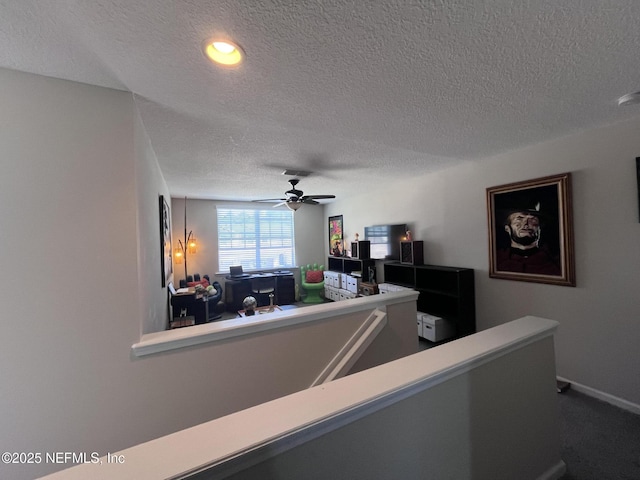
[282,169,312,177]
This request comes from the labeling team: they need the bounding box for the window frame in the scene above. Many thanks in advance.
[216,206,296,273]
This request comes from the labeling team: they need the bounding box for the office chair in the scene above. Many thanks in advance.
[250,275,276,307]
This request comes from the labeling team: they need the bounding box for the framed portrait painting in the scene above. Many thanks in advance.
[329,215,344,257]
[159,194,173,287]
[487,173,575,286]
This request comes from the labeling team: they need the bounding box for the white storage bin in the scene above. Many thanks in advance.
[346,275,359,294]
[340,273,348,289]
[379,283,413,293]
[420,313,455,343]
[417,313,423,336]
[324,271,340,289]
[338,289,356,301]
[325,285,338,301]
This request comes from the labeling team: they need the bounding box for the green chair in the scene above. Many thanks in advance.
[300,263,325,303]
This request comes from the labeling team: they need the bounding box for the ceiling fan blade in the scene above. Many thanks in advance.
[273,201,287,208]
[301,195,336,200]
[252,198,287,202]
[300,198,319,205]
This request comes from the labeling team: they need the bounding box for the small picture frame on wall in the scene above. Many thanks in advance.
[329,215,344,256]
[487,173,575,287]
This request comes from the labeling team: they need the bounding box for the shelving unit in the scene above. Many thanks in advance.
[327,256,376,283]
[384,262,476,337]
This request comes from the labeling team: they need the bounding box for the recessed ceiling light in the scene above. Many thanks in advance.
[617,91,640,107]
[203,39,244,67]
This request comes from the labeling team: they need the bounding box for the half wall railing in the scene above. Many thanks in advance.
[42,316,565,480]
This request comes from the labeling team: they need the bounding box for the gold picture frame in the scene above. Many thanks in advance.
[487,173,575,286]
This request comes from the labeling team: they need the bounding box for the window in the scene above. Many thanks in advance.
[217,207,295,272]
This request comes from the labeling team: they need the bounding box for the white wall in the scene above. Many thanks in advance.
[326,117,640,407]
[3,64,637,479]
[135,103,172,334]
[0,68,383,480]
[0,68,333,480]
[0,68,139,479]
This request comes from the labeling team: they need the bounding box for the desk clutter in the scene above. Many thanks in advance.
[170,274,225,328]
[237,305,283,317]
[238,292,282,317]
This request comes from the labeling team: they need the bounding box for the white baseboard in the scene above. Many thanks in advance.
[537,460,566,480]
[557,376,640,415]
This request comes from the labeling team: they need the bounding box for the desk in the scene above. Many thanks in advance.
[225,271,295,312]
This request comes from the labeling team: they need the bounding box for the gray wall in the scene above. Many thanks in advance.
[326,117,640,407]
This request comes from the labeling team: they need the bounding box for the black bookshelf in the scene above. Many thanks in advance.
[327,257,376,283]
[384,263,476,337]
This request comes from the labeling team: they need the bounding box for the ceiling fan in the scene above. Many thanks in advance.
[252,179,336,211]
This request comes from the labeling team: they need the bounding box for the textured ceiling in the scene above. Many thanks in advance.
[1,0,640,202]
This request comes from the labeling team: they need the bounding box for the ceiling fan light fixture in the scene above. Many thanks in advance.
[253,179,335,209]
[286,202,303,211]
[203,39,244,67]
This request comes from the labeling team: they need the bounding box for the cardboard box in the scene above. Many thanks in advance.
[420,312,455,342]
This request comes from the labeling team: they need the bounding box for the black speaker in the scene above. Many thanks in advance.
[400,241,424,265]
[357,240,370,259]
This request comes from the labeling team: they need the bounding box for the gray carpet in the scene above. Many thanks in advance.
[558,388,640,479]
